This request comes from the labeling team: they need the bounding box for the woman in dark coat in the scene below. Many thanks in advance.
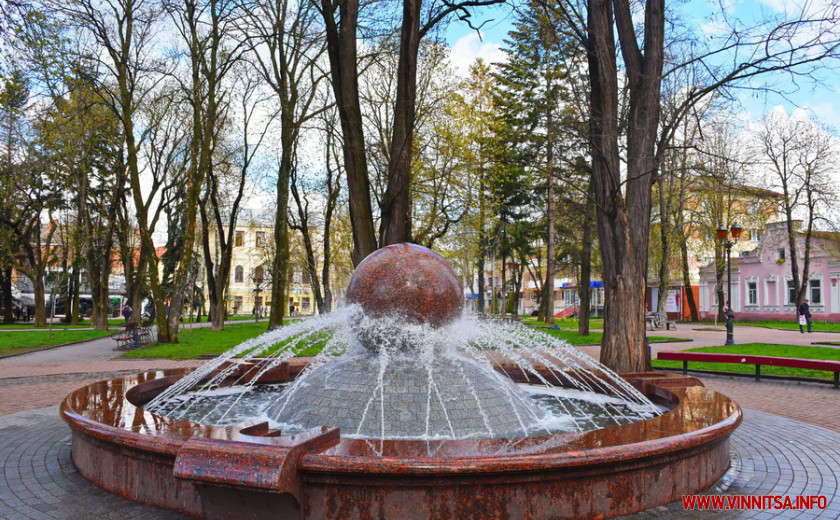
[798,299,812,333]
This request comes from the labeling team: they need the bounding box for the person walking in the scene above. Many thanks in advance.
[122,304,132,322]
[798,299,812,333]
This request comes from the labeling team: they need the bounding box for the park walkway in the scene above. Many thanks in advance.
[0,323,838,519]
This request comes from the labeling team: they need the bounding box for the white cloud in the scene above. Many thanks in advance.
[801,102,840,131]
[449,33,507,78]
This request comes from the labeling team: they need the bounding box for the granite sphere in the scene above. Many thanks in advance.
[345,243,463,329]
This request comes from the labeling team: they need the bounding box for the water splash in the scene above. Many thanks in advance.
[146,307,662,440]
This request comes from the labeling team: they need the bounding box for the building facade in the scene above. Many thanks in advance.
[698,221,840,321]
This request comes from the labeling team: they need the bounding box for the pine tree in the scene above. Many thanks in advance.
[492,0,583,323]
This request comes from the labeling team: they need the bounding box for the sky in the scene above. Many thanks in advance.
[442,0,840,132]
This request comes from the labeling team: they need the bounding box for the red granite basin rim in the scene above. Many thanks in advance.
[60,369,742,475]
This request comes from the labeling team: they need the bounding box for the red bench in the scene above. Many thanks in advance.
[657,351,840,388]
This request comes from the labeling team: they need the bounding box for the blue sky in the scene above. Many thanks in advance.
[442,0,840,131]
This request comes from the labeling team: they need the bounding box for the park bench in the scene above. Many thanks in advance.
[112,321,156,351]
[657,351,840,388]
[646,311,677,331]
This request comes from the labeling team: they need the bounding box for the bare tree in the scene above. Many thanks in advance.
[238,0,329,327]
[289,107,344,315]
[754,110,839,308]
[198,72,274,330]
[555,0,840,371]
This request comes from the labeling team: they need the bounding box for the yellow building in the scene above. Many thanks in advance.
[205,221,317,317]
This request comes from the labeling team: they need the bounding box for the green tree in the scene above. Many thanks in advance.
[493,0,583,323]
[34,75,124,329]
[0,70,30,323]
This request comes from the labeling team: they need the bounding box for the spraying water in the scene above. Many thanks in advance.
[146,244,661,441]
[146,308,661,439]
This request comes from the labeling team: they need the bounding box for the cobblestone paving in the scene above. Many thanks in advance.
[0,406,187,520]
[616,409,840,520]
[1,406,837,519]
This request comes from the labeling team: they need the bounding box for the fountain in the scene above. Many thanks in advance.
[61,243,741,519]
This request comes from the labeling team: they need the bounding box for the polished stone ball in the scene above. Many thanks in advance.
[345,243,463,329]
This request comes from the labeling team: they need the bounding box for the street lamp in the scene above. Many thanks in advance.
[252,269,264,323]
[506,262,520,318]
[716,222,743,345]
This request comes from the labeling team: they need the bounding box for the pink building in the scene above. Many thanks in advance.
[698,221,840,322]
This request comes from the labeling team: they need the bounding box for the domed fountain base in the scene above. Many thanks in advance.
[268,352,546,439]
[61,365,740,520]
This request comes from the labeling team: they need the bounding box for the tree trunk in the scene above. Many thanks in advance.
[33,276,46,327]
[540,155,556,325]
[268,124,293,329]
[380,0,421,246]
[69,267,80,325]
[680,240,699,321]
[587,0,664,372]
[91,277,109,330]
[477,245,486,315]
[578,184,595,335]
[655,177,671,313]
[1,268,13,324]
[320,0,376,266]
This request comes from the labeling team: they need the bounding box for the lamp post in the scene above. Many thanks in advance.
[252,271,264,323]
[506,262,520,318]
[716,222,742,345]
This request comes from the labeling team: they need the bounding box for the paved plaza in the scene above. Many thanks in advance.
[0,324,838,519]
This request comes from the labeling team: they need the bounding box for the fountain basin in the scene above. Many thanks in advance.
[61,363,741,520]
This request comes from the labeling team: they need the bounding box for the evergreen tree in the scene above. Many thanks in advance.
[492,0,582,322]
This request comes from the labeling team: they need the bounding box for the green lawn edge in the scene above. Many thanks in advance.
[0,329,114,358]
[652,343,840,381]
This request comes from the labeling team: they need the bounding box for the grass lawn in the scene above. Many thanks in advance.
[733,319,840,332]
[120,321,330,360]
[521,317,605,328]
[652,343,840,381]
[539,328,681,345]
[119,318,685,359]
[0,329,115,358]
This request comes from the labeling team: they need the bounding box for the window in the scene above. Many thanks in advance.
[256,231,265,248]
[234,265,244,284]
[751,229,763,242]
[787,280,797,304]
[810,279,822,305]
[747,282,757,305]
[302,297,311,312]
[777,248,786,261]
[254,265,265,283]
[233,296,243,312]
[235,231,244,247]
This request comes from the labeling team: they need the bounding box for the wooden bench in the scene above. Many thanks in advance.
[657,351,840,388]
[646,311,677,331]
[112,321,156,351]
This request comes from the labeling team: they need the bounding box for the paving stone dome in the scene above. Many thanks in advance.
[267,353,545,439]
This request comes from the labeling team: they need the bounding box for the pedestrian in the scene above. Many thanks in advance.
[289,303,295,317]
[122,304,132,322]
[798,299,812,333]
